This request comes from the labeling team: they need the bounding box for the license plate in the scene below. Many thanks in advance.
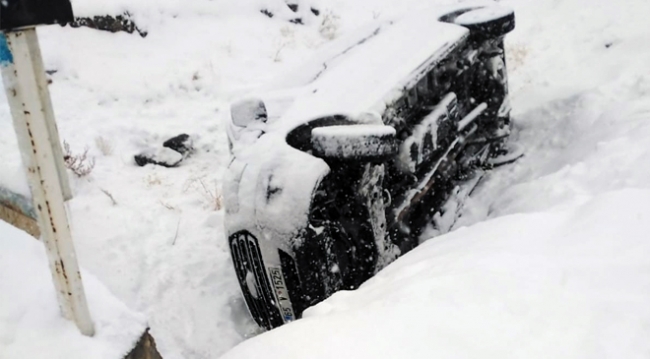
[268,267,296,322]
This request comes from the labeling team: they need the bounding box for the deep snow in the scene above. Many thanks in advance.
[1,0,649,357]
[0,221,147,359]
[223,189,650,359]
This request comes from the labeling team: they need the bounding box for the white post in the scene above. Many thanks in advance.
[24,28,73,201]
[0,29,94,336]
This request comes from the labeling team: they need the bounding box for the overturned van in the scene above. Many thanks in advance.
[224,1,522,329]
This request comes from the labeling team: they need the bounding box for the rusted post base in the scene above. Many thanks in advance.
[124,329,163,359]
[0,202,40,237]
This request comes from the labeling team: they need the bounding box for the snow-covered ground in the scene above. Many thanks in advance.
[1,0,649,358]
[0,221,147,358]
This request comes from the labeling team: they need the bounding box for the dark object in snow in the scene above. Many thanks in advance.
[0,0,73,31]
[134,153,158,167]
[68,13,147,37]
[163,133,193,156]
[605,42,613,49]
[261,3,320,24]
[134,134,194,168]
[487,143,524,167]
[134,150,181,168]
[45,69,57,84]
[226,4,521,330]
[123,329,163,359]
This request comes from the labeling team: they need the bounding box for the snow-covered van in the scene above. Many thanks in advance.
[225,1,520,329]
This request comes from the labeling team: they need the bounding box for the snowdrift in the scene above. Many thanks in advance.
[0,221,147,359]
[223,188,650,359]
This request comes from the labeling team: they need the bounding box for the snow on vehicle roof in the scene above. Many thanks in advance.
[264,7,470,134]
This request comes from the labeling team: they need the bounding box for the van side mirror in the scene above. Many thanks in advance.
[230,98,268,128]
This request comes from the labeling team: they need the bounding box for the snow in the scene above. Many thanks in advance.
[0,221,147,359]
[0,162,29,197]
[230,98,267,127]
[312,124,394,137]
[225,135,330,247]
[265,9,468,132]
[311,124,396,158]
[222,189,650,359]
[0,0,649,357]
[138,146,183,167]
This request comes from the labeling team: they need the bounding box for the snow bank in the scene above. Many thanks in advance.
[451,0,650,229]
[0,221,147,359]
[223,188,650,359]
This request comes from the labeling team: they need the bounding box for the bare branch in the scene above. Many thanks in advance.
[63,141,96,178]
[100,188,117,205]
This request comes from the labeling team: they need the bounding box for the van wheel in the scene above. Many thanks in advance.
[453,6,515,39]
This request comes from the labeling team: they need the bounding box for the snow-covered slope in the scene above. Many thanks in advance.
[1,0,649,358]
[455,0,650,228]
[222,189,650,359]
[0,221,147,359]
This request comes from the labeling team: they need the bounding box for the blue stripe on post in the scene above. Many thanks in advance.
[0,186,37,220]
[0,34,14,67]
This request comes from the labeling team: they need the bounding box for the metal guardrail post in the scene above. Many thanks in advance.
[0,30,95,336]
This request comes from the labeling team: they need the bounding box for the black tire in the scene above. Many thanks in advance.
[452,6,515,40]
